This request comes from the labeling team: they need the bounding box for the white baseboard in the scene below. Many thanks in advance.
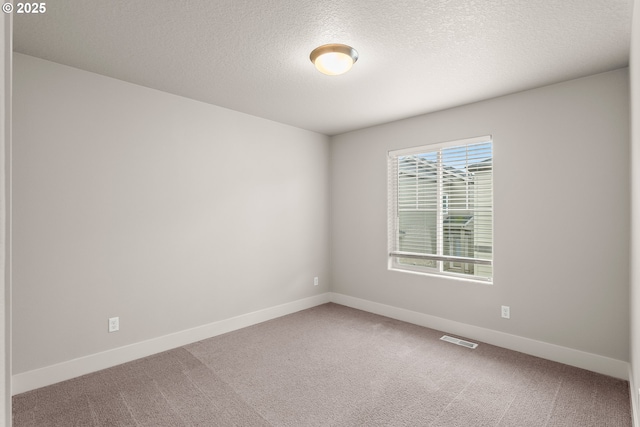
[13,291,630,396]
[12,293,331,395]
[630,366,639,427]
[329,292,630,380]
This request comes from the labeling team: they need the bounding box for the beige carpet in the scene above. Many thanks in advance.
[13,303,631,426]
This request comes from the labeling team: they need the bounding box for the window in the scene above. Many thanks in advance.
[387,136,493,282]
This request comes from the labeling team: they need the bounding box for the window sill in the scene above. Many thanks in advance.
[388,265,493,285]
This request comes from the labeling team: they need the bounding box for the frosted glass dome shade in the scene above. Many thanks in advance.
[310,44,358,76]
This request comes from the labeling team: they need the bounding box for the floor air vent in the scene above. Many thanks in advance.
[440,335,478,349]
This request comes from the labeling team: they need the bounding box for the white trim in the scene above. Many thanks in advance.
[12,293,330,395]
[631,365,639,427]
[388,134,491,157]
[388,264,493,284]
[329,292,629,380]
[12,291,629,396]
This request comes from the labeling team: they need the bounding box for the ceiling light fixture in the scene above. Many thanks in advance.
[310,43,358,76]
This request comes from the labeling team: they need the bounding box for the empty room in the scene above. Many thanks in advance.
[2,0,640,425]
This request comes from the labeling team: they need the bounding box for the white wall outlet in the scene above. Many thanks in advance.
[314,277,319,286]
[108,317,119,333]
[501,306,510,319]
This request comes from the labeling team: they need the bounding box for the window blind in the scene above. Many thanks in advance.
[388,136,493,281]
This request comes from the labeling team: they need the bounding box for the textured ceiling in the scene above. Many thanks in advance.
[13,0,633,136]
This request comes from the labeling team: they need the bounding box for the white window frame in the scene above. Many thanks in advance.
[387,135,493,283]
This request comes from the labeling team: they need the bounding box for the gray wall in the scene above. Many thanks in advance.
[2,11,10,425]
[11,51,632,384]
[330,69,630,361]
[12,54,330,374]
[630,0,639,418]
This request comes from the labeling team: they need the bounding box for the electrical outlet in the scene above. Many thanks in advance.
[314,277,319,286]
[501,306,510,319]
[108,317,119,333]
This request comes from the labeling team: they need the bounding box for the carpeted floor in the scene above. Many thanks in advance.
[12,303,631,426]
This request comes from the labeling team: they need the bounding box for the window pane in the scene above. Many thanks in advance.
[398,210,437,268]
